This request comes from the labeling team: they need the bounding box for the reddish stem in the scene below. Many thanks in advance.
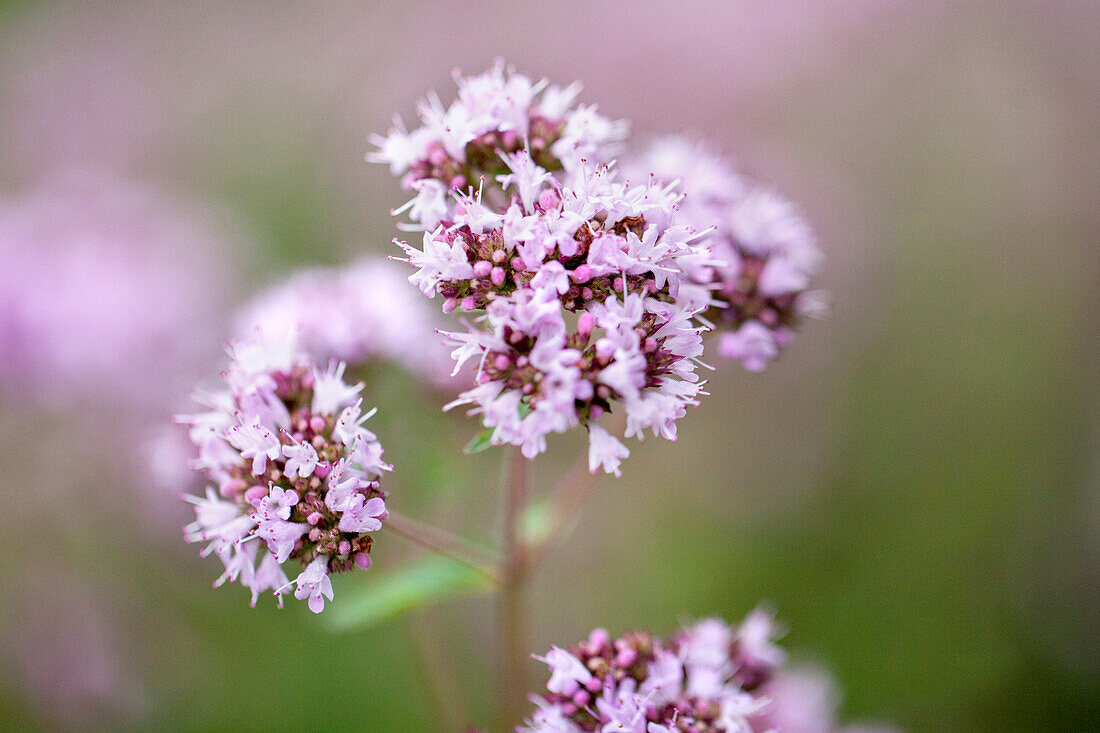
[498,446,530,731]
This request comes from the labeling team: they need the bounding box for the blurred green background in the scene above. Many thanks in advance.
[0,1,1096,731]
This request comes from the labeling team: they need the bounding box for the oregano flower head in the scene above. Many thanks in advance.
[628,136,825,372]
[179,327,391,612]
[523,609,889,733]
[374,65,719,475]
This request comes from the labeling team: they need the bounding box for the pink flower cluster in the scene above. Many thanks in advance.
[628,137,824,372]
[234,257,455,390]
[179,328,391,613]
[523,610,888,733]
[373,64,717,474]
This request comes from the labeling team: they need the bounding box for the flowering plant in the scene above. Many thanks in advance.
[172,61,886,732]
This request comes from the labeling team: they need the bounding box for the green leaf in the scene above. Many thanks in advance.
[326,555,495,632]
[463,427,495,455]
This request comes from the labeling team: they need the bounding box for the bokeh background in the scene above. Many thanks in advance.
[1,1,1097,730]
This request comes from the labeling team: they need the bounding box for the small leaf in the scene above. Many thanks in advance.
[326,555,494,632]
[463,428,495,455]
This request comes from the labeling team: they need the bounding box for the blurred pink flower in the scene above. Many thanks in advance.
[627,136,824,372]
[234,257,456,390]
[0,171,237,412]
[751,665,901,733]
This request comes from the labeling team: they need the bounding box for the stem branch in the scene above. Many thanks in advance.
[385,510,501,583]
[526,451,599,571]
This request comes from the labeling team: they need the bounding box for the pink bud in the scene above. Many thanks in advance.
[460,295,477,311]
[245,485,268,503]
[308,528,323,542]
[309,416,327,432]
[450,175,467,190]
[338,540,351,555]
[492,249,506,264]
[577,312,595,336]
[220,478,248,498]
[314,463,331,479]
[473,260,492,277]
[589,405,604,420]
[494,354,511,371]
[490,267,506,286]
[615,648,637,667]
[613,277,624,292]
[442,298,458,314]
[574,381,594,401]
[572,690,589,707]
[307,512,323,526]
[354,553,372,569]
[571,264,593,282]
[501,130,518,147]
[538,189,560,210]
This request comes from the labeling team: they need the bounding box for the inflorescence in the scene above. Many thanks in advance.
[180,328,391,612]
[372,62,822,474]
[627,137,825,372]
[522,609,884,733]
